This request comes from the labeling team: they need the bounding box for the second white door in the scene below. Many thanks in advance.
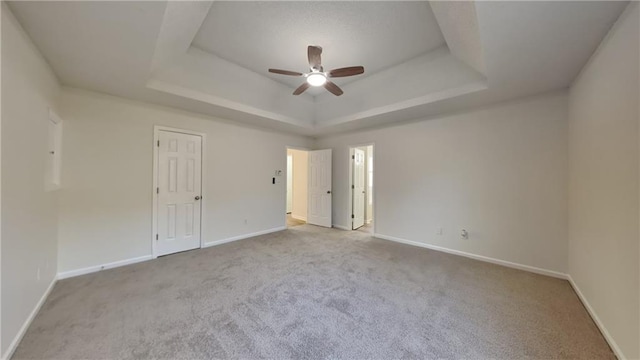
[156,130,202,256]
[352,148,366,229]
[307,149,332,227]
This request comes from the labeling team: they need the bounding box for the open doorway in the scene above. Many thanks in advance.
[350,145,374,233]
[286,148,309,228]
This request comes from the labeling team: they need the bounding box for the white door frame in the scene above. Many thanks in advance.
[286,154,293,214]
[284,146,310,227]
[348,143,375,233]
[152,125,207,258]
[351,148,366,229]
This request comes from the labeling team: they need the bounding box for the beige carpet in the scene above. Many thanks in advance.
[286,214,305,228]
[356,222,373,234]
[13,225,613,359]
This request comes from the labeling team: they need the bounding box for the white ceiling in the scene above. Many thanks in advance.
[192,2,445,90]
[6,1,629,137]
[5,1,166,96]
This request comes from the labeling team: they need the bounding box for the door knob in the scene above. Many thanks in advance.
[195,196,201,200]
[327,190,331,194]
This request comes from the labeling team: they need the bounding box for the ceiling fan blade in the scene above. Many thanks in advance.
[328,66,364,78]
[293,82,311,95]
[308,45,322,71]
[269,69,303,76]
[324,80,344,96]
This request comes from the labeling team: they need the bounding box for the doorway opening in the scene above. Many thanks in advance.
[350,145,374,233]
[286,148,309,228]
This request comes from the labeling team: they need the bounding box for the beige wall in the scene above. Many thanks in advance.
[317,92,569,274]
[57,88,312,274]
[1,4,60,357]
[567,3,639,359]
[288,149,308,221]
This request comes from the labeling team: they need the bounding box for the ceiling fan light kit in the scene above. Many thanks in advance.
[306,72,327,86]
[269,45,364,96]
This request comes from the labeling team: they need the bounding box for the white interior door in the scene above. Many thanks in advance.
[307,149,332,227]
[352,148,366,229]
[157,130,202,256]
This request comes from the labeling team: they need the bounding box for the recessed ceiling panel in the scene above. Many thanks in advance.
[192,1,445,89]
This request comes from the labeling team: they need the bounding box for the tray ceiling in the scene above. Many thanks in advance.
[192,2,445,90]
[7,1,629,137]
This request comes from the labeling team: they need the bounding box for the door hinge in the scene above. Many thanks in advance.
[157,140,160,147]
[352,155,355,160]
[156,187,159,194]
[155,234,158,240]
[351,184,354,189]
[351,214,354,219]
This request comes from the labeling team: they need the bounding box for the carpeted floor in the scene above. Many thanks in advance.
[286,214,306,228]
[356,222,373,234]
[13,225,613,359]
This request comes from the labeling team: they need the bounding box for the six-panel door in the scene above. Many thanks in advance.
[307,149,332,228]
[157,131,202,256]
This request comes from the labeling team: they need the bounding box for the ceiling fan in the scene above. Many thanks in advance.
[268,45,364,96]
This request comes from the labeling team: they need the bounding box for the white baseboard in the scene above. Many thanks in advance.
[57,255,153,280]
[204,226,286,248]
[58,227,289,279]
[373,233,567,279]
[2,230,621,360]
[2,276,57,360]
[567,275,625,360]
[291,214,307,222]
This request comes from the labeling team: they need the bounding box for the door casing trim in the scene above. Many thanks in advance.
[348,143,375,233]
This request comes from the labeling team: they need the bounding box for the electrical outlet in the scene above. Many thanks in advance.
[461,229,469,240]
[244,219,248,225]
[436,227,443,235]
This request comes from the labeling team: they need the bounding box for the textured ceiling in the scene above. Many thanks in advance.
[6,1,630,137]
[192,1,445,90]
[430,1,485,75]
